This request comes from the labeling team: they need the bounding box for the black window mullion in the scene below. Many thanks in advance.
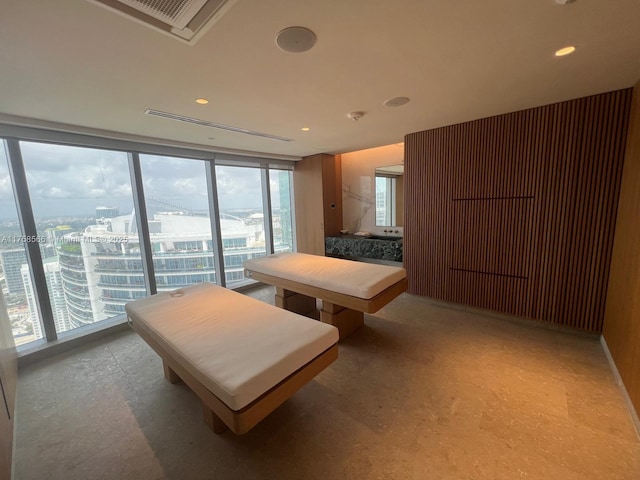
[128,152,157,295]
[206,161,225,287]
[261,168,274,255]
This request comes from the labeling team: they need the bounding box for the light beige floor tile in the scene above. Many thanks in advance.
[13,285,640,479]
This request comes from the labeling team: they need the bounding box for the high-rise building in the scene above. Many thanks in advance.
[278,172,293,250]
[43,258,72,334]
[1,243,67,295]
[39,243,57,260]
[20,263,42,342]
[96,206,119,219]
[56,212,273,328]
[1,249,27,295]
[21,259,71,338]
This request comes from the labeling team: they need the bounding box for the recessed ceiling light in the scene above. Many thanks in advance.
[276,26,317,53]
[555,0,576,5]
[196,98,209,104]
[555,46,576,57]
[384,97,410,107]
[301,127,310,131]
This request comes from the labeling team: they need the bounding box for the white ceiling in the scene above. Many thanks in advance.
[1,0,639,160]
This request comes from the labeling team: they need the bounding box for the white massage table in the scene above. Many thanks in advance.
[125,283,339,434]
[244,252,407,339]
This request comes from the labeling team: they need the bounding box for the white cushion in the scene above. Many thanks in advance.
[125,283,338,411]
[244,252,406,299]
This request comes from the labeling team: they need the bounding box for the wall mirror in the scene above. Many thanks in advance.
[374,164,404,227]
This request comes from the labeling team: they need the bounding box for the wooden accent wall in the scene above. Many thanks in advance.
[321,154,343,237]
[405,89,632,332]
[293,153,342,255]
[293,155,324,255]
[603,82,640,415]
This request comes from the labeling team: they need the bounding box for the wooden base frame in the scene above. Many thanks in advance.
[320,302,364,340]
[247,269,408,339]
[275,288,317,315]
[249,271,407,314]
[132,322,338,435]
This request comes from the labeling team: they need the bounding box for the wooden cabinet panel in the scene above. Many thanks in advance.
[293,153,342,255]
[293,154,325,255]
[321,154,342,238]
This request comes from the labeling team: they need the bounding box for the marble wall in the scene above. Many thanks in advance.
[341,143,404,235]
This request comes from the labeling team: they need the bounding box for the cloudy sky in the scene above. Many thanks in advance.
[0,140,287,220]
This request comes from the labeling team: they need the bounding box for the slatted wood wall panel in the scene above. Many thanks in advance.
[405,89,633,332]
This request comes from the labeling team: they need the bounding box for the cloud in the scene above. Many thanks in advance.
[43,186,69,198]
[0,141,285,217]
[0,172,14,201]
[113,184,132,196]
[215,166,262,210]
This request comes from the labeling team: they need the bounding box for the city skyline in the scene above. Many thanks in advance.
[1,208,293,345]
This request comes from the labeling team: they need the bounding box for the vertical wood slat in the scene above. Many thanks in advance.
[405,89,633,332]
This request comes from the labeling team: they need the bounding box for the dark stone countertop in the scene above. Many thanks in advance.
[325,235,403,263]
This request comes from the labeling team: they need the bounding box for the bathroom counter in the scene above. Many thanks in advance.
[325,234,403,263]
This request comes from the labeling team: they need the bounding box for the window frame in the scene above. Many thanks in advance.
[0,124,296,355]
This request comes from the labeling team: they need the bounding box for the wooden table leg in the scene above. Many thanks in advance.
[203,403,228,434]
[275,287,317,315]
[320,301,364,340]
[163,360,181,384]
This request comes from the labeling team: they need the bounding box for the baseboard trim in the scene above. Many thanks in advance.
[600,335,640,441]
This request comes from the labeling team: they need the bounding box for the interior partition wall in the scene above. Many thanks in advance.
[404,88,633,333]
[0,125,295,352]
[603,81,640,418]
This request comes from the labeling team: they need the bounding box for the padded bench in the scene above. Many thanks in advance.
[244,252,407,340]
[125,282,339,434]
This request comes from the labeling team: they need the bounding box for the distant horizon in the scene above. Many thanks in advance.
[0,206,280,223]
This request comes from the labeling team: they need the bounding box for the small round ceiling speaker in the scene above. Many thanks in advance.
[276,26,317,53]
[383,97,410,107]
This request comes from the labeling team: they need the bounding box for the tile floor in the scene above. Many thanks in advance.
[13,286,640,480]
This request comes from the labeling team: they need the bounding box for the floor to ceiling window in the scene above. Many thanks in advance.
[19,141,146,335]
[0,128,295,352]
[215,165,268,287]
[0,142,44,346]
[375,175,396,227]
[270,169,294,253]
[140,154,217,290]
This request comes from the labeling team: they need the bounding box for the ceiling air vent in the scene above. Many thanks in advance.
[89,0,238,44]
[144,109,293,142]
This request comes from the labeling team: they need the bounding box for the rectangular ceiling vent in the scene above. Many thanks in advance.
[144,109,293,142]
[89,0,238,44]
